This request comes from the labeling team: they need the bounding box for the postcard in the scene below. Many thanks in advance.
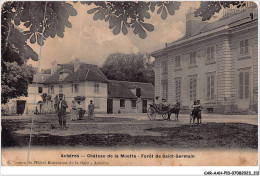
[1,1,258,167]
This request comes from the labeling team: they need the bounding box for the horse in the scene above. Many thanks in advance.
[167,102,181,121]
[190,108,202,124]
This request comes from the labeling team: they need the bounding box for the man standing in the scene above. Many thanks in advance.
[88,100,95,119]
[57,94,68,129]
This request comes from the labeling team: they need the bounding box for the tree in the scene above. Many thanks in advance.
[195,1,247,21]
[101,53,154,84]
[1,1,246,103]
[85,1,246,38]
[1,1,77,103]
[1,62,36,104]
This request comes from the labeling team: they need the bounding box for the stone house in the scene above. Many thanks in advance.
[107,80,154,114]
[43,59,109,113]
[151,4,258,113]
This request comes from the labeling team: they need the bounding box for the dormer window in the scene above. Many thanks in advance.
[136,88,141,98]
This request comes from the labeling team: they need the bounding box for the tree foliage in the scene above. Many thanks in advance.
[84,1,181,39]
[195,1,246,21]
[101,53,154,84]
[2,1,77,65]
[1,1,77,103]
[1,62,36,104]
[1,1,246,104]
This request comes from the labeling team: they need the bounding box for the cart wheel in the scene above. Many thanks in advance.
[147,107,156,120]
[162,114,168,120]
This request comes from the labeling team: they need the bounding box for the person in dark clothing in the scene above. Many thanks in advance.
[56,94,68,129]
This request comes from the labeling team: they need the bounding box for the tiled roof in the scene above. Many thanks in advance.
[44,62,109,84]
[32,72,44,83]
[108,80,154,99]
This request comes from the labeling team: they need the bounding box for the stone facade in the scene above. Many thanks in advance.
[152,6,258,114]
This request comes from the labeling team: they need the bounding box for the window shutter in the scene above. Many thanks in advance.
[211,46,215,60]
[207,76,210,100]
[211,75,215,100]
[207,47,210,60]
[245,39,249,54]
[240,41,244,55]
[239,72,244,99]
[244,71,249,98]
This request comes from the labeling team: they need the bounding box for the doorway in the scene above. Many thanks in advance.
[142,100,147,113]
[17,100,26,115]
[107,99,113,114]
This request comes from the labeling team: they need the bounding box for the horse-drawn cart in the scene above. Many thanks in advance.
[147,102,180,121]
[147,104,168,120]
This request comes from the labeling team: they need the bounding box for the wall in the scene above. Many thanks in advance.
[43,81,108,113]
[112,99,137,114]
[154,24,258,112]
[230,24,258,110]
[111,98,153,114]
[85,82,107,113]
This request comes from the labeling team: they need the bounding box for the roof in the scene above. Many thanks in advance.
[41,69,51,74]
[32,72,44,83]
[152,7,257,56]
[108,80,154,99]
[44,62,109,84]
[193,9,253,35]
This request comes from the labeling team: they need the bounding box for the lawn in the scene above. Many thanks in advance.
[1,114,258,149]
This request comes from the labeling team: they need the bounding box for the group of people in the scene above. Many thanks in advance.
[154,96,168,111]
[55,94,95,129]
[154,96,203,118]
[191,99,203,118]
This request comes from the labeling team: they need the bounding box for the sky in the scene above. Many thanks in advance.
[27,1,222,69]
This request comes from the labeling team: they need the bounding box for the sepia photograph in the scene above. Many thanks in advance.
[1,0,258,168]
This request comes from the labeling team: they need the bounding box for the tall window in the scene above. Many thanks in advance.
[239,39,249,56]
[162,60,168,74]
[59,85,63,93]
[38,87,43,93]
[120,99,125,108]
[94,83,99,94]
[72,83,79,93]
[175,55,181,67]
[131,100,137,108]
[189,76,197,101]
[206,46,215,61]
[175,78,181,101]
[238,70,250,99]
[162,83,168,100]
[206,73,215,100]
[48,85,54,94]
[189,51,196,65]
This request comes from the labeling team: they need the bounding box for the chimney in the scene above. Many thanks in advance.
[74,58,80,72]
[186,8,207,36]
[51,60,57,75]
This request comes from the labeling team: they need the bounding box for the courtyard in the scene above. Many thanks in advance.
[1,113,258,149]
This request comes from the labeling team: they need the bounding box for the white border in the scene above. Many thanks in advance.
[1,0,260,175]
